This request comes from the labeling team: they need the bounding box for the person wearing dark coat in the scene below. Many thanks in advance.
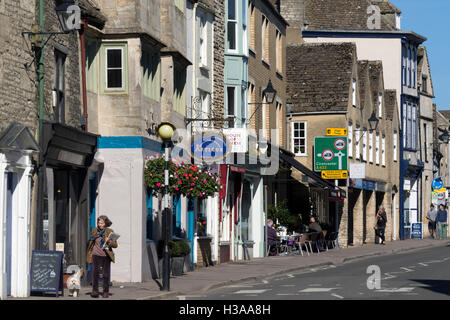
[376,206,387,245]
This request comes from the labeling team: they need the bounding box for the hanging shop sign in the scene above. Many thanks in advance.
[191,131,230,163]
[350,163,366,179]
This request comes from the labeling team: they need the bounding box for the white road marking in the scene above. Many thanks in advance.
[418,263,428,267]
[376,287,415,293]
[400,267,415,272]
[177,295,206,300]
[308,284,322,287]
[228,284,255,288]
[262,280,269,284]
[382,273,396,280]
[234,289,270,294]
[299,288,337,293]
[276,293,298,296]
[281,285,296,287]
[331,293,344,299]
[287,274,294,278]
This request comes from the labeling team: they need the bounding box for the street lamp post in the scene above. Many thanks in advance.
[158,122,176,291]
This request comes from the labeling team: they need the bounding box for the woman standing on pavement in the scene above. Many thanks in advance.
[376,206,387,245]
[87,215,118,298]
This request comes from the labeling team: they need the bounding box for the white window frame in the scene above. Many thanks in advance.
[376,133,380,165]
[362,128,368,162]
[199,14,208,67]
[369,131,373,163]
[348,123,353,158]
[393,131,398,162]
[292,121,307,156]
[352,79,357,107]
[262,15,269,62]
[382,135,386,167]
[227,0,238,53]
[378,93,383,118]
[355,125,360,160]
[276,29,282,73]
[412,104,417,150]
[226,86,237,128]
[105,47,124,90]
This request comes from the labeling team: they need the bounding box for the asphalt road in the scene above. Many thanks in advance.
[179,244,450,300]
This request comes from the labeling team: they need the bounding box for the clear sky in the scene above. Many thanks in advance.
[391,0,450,110]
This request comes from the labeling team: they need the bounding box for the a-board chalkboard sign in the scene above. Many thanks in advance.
[30,250,64,297]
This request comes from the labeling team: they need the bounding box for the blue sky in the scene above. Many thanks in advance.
[391,0,450,110]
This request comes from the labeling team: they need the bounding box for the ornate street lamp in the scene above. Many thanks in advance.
[157,122,176,291]
[262,79,277,105]
[368,111,380,132]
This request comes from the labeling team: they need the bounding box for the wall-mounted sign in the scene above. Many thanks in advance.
[326,128,347,136]
[350,163,366,179]
[314,137,348,172]
[223,128,248,153]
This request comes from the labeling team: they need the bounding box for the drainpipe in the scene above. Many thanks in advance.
[38,0,44,142]
[79,19,88,132]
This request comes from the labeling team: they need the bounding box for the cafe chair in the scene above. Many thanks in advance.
[297,234,311,256]
[310,232,321,254]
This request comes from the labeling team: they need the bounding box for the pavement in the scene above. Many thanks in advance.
[12,237,450,300]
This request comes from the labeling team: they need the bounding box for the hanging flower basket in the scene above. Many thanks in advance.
[144,156,220,199]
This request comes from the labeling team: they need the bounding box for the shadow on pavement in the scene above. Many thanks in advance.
[411,279,450,296]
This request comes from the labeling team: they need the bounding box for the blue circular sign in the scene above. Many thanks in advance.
[432,177,444,190]
[191,131,229,163]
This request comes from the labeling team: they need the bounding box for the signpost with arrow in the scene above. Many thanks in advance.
[314,136,348,179]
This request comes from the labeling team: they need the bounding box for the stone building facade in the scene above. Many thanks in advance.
[286,42,400,247]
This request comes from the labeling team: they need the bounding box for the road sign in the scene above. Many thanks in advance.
[315,137,348,172]
[326,128,347,136]
[432,177,444,191]
[321,170,348,180]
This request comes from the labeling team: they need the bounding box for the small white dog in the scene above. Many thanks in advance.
[66,265,84,297]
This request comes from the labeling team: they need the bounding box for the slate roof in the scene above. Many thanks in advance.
[417,46,435,96]
[357,60,370,109]
[286,42,356,113]
[368,61,384,109]
[305,0,398,31]
[439,111,450,120]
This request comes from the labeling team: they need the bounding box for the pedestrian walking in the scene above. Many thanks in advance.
[436,204,448,240]
[426,204,437,239]
[375,206,387,245]
[87,215,118,298]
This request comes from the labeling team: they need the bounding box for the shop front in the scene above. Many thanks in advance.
[0,123,40,299]
[36,122,98,284]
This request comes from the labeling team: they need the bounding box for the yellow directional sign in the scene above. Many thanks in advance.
[326,128,348,136]
[321,170,348,180]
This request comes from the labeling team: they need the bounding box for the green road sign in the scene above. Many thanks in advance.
[314,137,348,172]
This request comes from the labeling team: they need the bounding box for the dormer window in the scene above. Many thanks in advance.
[422,75,428,93]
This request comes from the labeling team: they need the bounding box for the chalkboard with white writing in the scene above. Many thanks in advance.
[30,250,64,297]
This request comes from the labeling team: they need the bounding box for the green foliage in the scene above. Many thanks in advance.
[168,240,191,257]
[268,199,296,231]
[144,156,221,199]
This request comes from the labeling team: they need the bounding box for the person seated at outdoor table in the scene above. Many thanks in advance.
[308,216,323,233]
[266,219,280,255]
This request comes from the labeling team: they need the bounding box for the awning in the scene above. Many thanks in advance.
[42,121,99,168]
[279,148,338,190]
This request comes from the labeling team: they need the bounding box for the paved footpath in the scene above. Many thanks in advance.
[10,238,450,300]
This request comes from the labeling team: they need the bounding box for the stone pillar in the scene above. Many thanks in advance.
[365,191,376,244]
[353,190,364,246]
[338,187,349,248]
[385,189,393,242]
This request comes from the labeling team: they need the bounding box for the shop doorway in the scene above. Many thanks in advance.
[6,172,14,296]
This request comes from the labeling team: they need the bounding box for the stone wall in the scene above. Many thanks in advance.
[0,0,37,133]
[212,0,225,128]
